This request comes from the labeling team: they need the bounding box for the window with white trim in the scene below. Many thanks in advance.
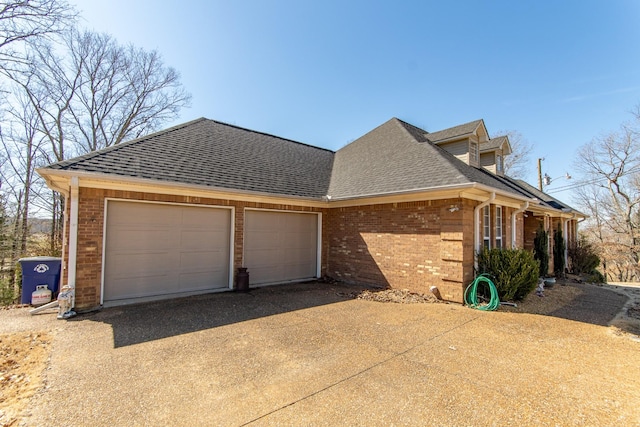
[496,154,503,173]
[470,141,479,164]
[495,206,503,249]
[483,205,490,249]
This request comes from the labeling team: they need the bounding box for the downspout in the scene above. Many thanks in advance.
[511,201,529,248]
[67,176,79,310]
[30,178,79,317]
[50,176,80,319]
[474,192,495,269]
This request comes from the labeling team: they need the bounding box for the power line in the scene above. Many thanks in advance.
[546,166,640,194]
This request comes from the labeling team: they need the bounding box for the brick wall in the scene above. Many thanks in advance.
[325,198,475,303]
[523,213,542,253]
[64,188,326,310]
[63,186,541,309]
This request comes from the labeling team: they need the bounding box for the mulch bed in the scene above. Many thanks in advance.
[350,288,441,304]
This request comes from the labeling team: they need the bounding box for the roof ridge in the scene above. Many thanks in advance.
[426,119,484,143]
[394,118,429,142]
[210,119,335,154]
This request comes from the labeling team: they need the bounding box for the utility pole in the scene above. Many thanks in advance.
[537,158,544,191]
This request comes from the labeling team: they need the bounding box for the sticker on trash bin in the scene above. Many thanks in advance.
[34,264,50,273]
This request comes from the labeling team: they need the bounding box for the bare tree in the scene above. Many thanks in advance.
[574,110,640,281]
[1,26,191,257]
[18,29,192,156]
[0,0,76,69]
[66,29,192,151]
[0,90,47,251]
[492,129,533,179]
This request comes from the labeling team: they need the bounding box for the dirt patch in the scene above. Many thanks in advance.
[0,332,51,427]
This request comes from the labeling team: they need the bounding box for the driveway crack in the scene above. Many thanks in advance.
[239,315,480,426]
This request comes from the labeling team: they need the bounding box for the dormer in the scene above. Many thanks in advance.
[480,135,512,176]
[425,119,489,168]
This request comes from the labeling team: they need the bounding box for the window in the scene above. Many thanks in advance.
[483,205,490,249]
[496,154,503,173]
[470,141,479,164]
[495,206,503,249]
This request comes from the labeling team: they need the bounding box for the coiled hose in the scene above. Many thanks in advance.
[464,274,500,311]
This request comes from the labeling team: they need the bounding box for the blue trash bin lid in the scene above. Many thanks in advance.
[18,256,62,262]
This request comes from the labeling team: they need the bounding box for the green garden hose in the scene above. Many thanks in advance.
[464,274,500,311]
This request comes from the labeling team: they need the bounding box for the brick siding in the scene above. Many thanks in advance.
[325,198,475,303]
[63,187,546,309]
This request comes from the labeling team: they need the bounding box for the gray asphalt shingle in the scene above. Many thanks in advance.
[480,135,508,152]
[425,119,483,143]
[328,118,530,199]
[47,118,335,199]
[42,116,576,212]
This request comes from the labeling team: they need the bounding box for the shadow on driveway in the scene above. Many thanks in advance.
[72,281,370,348]
[502,280,638,334]
[547,283,628,326]
[72,280,637,348]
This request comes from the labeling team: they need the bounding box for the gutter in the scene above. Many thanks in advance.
[474,192,496,269]
[38,168,584,221]
[511,201,529,248]
[36,167,328,207]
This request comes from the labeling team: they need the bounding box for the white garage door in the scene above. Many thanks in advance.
[244,210,319,285]
[103,201,232,304]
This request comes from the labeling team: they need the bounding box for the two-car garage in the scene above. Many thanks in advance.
[102,200,320,305]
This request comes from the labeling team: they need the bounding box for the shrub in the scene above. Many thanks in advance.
[568,238,600,274]
[568,238,604,282]
[476,248,539,301]
[533,226,549,277]
[553,227,566,276]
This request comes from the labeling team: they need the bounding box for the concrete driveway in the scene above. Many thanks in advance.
[5,282,640,426]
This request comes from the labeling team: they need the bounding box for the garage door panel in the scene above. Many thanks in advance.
[250,266,282,284]
[286,264,315,280]
[181,209,230,227]
[281,248,314,263]
[109,229,172,251]
[107,274,180,300]
[180,230,229,250]
[106,252,174,278]
[244,210,318,285]
[104,201,232,303]
[178,270,228,290]
[179,251,229,271]
[244,231,277,250]
[109,203,179,227]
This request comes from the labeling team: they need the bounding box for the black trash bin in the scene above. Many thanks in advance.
[18,257,62,304]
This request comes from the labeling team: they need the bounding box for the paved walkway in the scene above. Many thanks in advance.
[4,282,640,426]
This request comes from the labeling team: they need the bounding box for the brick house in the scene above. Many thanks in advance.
[38,117,584,310]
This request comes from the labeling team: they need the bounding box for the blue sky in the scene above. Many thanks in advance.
[71,0,640,202]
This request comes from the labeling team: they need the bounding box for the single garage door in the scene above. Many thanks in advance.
[103,201,232,304]
[244,210,319,285]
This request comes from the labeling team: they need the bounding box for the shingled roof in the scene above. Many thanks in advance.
[328,118,528,199]
[480,135,510,153]
[46,118,334,199]
[41,116,577,213]
[425,119,484,143]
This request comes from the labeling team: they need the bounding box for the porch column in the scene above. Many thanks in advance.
[68,176,79,308]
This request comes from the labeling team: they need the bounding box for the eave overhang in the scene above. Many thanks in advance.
[37,168,585,219]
